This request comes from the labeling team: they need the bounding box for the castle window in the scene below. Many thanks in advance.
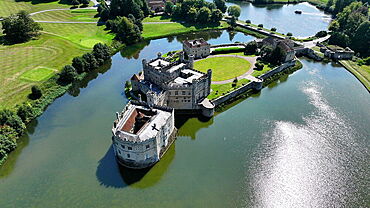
[127,154,130,158]
[182,91,185,95]
[175,91,178,95]
[146,144,150,149]
[121,145,125,149]
[128,146,132,150]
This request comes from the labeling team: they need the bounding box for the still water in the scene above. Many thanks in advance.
[222,1,331,37]
[0,30,369,207]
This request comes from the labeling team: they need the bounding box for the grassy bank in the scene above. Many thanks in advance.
[339,60,370,92]
[142,21,229,40]
[0,0,70,17]
[208,79,251,100]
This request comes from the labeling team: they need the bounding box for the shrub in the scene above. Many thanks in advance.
[245,19,251,24]
[271,27,277,32]
[16,102,35,123]
[287,32,293,37]
[30,85,42,100]
[255,62,264,71]
[0,109,25,136]
[59,65,77,84]
[258,24,263,28]
[315,30,327,38]
[245,41,258,55]
[82,52,99,71]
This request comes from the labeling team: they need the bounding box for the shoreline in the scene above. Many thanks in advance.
[339,60,370,93]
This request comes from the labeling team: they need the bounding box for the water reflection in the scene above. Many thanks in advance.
[174,30,223,43]
[120,40,151,59]
[96,143,176,189]
[176,115,214,139]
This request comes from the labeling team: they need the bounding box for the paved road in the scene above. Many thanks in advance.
[299,35,331,48]
[195,55,258,84]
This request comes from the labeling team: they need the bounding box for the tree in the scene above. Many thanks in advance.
[30,85,42,99]
[315,30,327,37]
[17,102,35,123]
[210,9,223,23]
[287,32,293,37]
[187,7,198,23]
[255,62,264,71]
[93,43,111,60]
[270,45,286,64]
[1,11,42,43]
[165,1,174,15]
[197,7,211,23]
[82,52,99,71]
[232,77,238,88]
[214,0,227,13]
[245,19,251,24]
[351,21,370,57]
[80,0,90,5]
[0,109,25,136]
[71,0,80,7]
[245,41,257,55]
[59,65,77,84]
[329,32,350,47]
[72,57,86,74]
[229,16,237,28]
[271,27,277,32]
[258,24,263,28]
[115,16,142,44]
[227,5,241,18]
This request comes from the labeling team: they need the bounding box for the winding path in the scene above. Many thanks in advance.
[195,55,258,84]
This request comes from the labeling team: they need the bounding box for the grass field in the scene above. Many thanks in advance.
[0,0,70,17]
[142,21,228,39]
[194,56,251,81]
[208,79,250,100]
[20,67,55,82]
[0,33,90,108]
[143,16,172,22]
[32,9,98,22]
[339,60,370,91]
[40,23,114,47]
[251,64,273,77]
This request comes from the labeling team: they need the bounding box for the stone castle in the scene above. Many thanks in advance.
[130,41,215,117]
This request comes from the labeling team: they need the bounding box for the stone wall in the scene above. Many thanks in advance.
[212,60,297,107]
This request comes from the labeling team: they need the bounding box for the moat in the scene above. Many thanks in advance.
[0,3,369,208]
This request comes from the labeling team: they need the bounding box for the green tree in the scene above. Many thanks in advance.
[315,30,327,37]
[351,21,370,57]
[227,5,241,18]
[214,0,227,13]
[93,43,111,62]
[71,0,80,7]
[115,16,142,44]
[16,102,35,123]
[82,52,99,71]
[245,41,257,55]
[210,9,223,23]
[287,32,293,37]
[1,11,42,43]
[72,57,86,74]
[229,16,237,28]
[0,109,25,136]
[165,1,174,15]
[80,0,90,5]
[59,65,77,84]
[197,7,211,23]
[187,7,198,23]
[30,85,42,100]
[329,32,350,47]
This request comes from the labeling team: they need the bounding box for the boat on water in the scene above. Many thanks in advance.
[295,10,302,14]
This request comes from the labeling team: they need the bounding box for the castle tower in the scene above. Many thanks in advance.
[188,55,194,68]
[157,52,162,59]
[207,69,212,94]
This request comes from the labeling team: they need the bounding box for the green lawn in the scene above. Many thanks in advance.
[20,67,55,82]
[194,56,251,81]
[0,0,71,17]
[142,21,228,39]
[208,79,250,100]
[40,23,114,47]
[0,33,90,108]
[251,64,273,77]
[340,60,370,91]
[32,9,98,22]
[143,16,172,22]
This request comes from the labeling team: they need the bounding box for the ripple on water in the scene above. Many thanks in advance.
[247,81,369,208]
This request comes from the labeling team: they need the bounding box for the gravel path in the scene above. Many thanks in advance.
[195,55,258,84]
